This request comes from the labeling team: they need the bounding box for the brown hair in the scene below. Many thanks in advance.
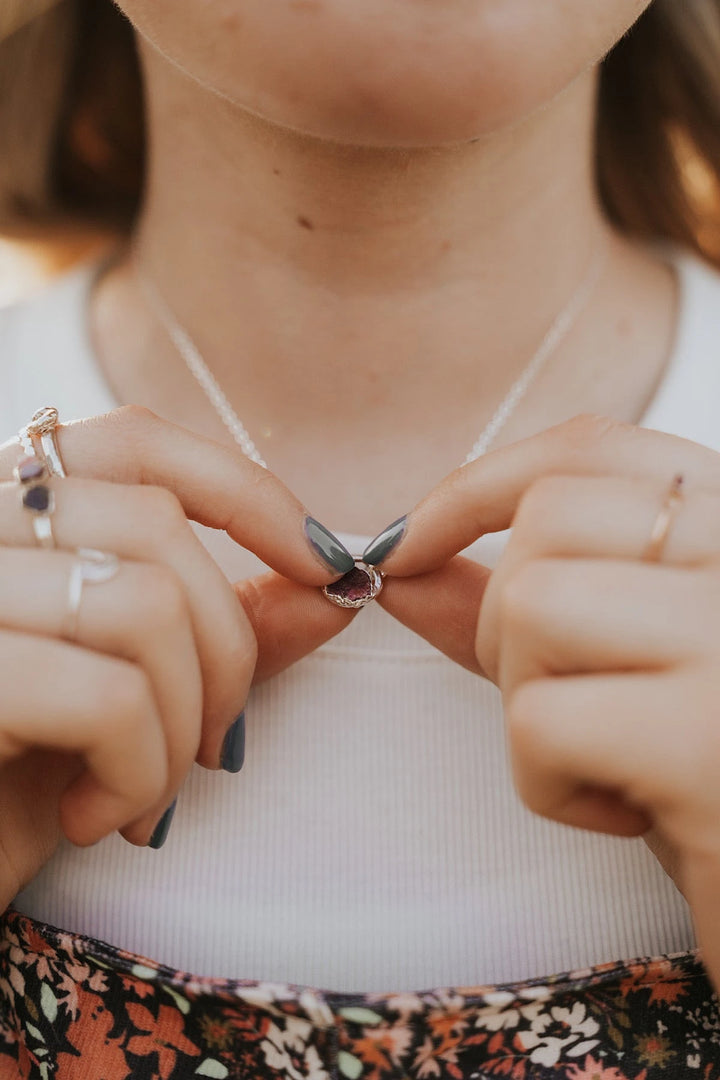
[0,0,144,237]
[1,0,720,265]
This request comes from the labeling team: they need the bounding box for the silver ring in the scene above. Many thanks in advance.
[63,548,121,641]
[322,557,385,609]
[19,406,67,478]
[14,454,56,549]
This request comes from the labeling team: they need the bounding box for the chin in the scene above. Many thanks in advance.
[129,0,652,148]
[235,49,575,149]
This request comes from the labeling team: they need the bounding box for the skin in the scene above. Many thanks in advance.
[2,0,718,993]
[116,0,650,147]
[0,412,355,861]
[92,0,671,532]
[376,414,720,992]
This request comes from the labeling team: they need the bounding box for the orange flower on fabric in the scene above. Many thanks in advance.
[56,986,130,1080]
[126,1001,200,1079]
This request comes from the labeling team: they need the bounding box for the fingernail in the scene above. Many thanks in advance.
[305,517,355,574]
[221,711,246,773]
[148,798,177,850]
[362,516,407,566]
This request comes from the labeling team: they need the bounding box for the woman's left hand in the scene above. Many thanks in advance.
[377,413,720,993]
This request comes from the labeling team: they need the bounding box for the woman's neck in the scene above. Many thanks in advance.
[91,45,677,531]
[136,42,602,348]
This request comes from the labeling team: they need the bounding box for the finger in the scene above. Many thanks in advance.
[504,672,704,839]
[642,825,685,895]
[0,406,352,585]
[683,855,720,999]
[495,558,718,697]
[375,557,491,675]
[0,629,168,847]
[374,414,720,575]
[0,476,254,769]
[476,474,720,685]
[0,547,204,844]
[235,571,358,683]
[499,474,720,569]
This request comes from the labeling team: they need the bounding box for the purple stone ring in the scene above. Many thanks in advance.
[322,558,385,609]
[13,453,56,549]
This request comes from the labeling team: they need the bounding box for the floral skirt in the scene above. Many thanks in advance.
[0,906,718,1079]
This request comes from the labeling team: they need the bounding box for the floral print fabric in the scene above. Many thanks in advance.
[0,906,718,1079]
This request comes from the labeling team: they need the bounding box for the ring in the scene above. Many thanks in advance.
[643,473,685,563]
[14,454,56,549]
[322,557,385,609]
[62,548,121,641]
[19,406,67,478]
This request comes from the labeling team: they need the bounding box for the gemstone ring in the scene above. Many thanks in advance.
[322,557,385,609]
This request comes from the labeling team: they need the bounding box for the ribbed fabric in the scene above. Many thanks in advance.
[0,246,715,992]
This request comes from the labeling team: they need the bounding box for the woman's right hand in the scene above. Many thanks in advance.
[0,406,355,909]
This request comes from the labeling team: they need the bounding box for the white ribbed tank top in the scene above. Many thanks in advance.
[2,247,718,991]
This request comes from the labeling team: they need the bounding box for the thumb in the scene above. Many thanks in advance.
[235,572,358,682]
[378,556,492,676]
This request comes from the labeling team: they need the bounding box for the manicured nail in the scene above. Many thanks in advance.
[362,516,407,566]
[221,711,246,773]
[305,517,355,574]
[148,798,177,850]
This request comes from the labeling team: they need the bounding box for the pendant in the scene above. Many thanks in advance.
[322,558,385,609]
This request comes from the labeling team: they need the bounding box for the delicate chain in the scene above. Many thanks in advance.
[133,264,268,467]
[133,244,606,471]
[463,245,606,464]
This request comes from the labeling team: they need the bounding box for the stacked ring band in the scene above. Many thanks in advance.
[13,454,56,549]
[19,406,67,478]
[16,407,123,634]
[63,549,121,641]
[643,473,685,563]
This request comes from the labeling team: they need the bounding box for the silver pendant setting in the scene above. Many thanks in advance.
[322,558,385,609]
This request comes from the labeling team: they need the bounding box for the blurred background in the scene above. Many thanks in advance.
[0,232,110,306]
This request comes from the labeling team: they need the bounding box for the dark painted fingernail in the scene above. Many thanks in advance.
[148,798,177,850]
[305,517,355,574]
[221,711,246,773]
[362,516,408,566]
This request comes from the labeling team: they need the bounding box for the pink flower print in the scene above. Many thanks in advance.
[567,1054,633,1080]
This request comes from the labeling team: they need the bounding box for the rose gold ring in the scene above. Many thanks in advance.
[19,406,67,478]
[642,473,685,563]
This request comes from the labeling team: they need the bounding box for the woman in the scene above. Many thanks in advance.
[1,0,720,1076]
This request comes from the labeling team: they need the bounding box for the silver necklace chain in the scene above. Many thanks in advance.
[133,245,606,471]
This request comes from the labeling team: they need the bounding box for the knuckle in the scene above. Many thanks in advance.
[513,475,568,532]
[101,406,165,462]
[219,616,258,686]
[110,404,163,434]
[126,766,168,813]
[505,682,551,756]
[498,560,554,630]
[560,411,623,448]
[223,464,277,534]
[233,577,266,658]
[143,485,188,537]
[134,563,189,627]
[553,412,632,469]
[102,408,167,482]
[105,664,156,729]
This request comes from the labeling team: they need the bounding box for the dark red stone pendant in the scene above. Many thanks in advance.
[322,558,384,609]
